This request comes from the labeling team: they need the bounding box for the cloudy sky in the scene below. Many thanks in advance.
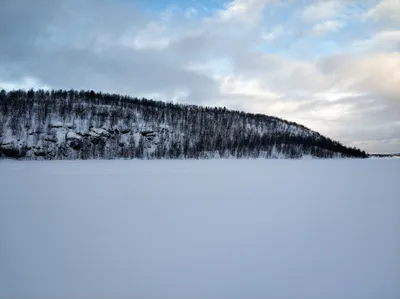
[1,0,399,153]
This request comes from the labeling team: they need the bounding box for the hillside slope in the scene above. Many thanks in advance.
[0,89,367,159]
[369,153,400,158]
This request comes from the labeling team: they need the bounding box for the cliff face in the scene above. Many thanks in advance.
[0,89,367,159]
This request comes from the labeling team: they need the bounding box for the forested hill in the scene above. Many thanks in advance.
[0,89,367,160]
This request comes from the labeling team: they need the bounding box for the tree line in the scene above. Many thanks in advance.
[0,89,368,159]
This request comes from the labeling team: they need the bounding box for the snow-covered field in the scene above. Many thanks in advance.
[0,159,399,299]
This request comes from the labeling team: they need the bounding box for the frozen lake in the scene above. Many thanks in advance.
[1,159,399,299]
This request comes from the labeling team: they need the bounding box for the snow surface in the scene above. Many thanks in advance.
[0,159,399,299]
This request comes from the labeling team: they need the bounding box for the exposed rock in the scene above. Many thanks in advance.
[120,128,131,134]
[77,132,91,137]
[104,127,114,133]
[28,131,43,135]
[50,122,63,128]
[141,131,156,137]
[90,128,110,138]
[69,139,83,150]
[65,131,83,150]
[0,142,13,146]
[34,150,47,157]
[66,131,82,140]
[91,137,100,145]
[0,146,23,158]
[45,137,58,143]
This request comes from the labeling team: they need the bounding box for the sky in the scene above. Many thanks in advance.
[0,0,399,153]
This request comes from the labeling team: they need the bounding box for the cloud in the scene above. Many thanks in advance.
[301,1,342,22]
[366,0,400,27]
[352,30,400,52]
[311,20,346,34]
[318,52,400,102]
[0,77,50,91]
[219,75,282,99]
[184,7,198,19]
[0,0,221,104]
[262,25,284,41]
[215,0,272,27]
[124,22,171,50]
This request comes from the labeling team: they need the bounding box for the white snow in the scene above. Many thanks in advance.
[0,159,399,299]
[90,127,110,136]
[65,131,82,140]
[50,121,64,128]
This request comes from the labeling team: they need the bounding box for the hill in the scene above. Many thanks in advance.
[369,153,400,158]
[0,89,367,160]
